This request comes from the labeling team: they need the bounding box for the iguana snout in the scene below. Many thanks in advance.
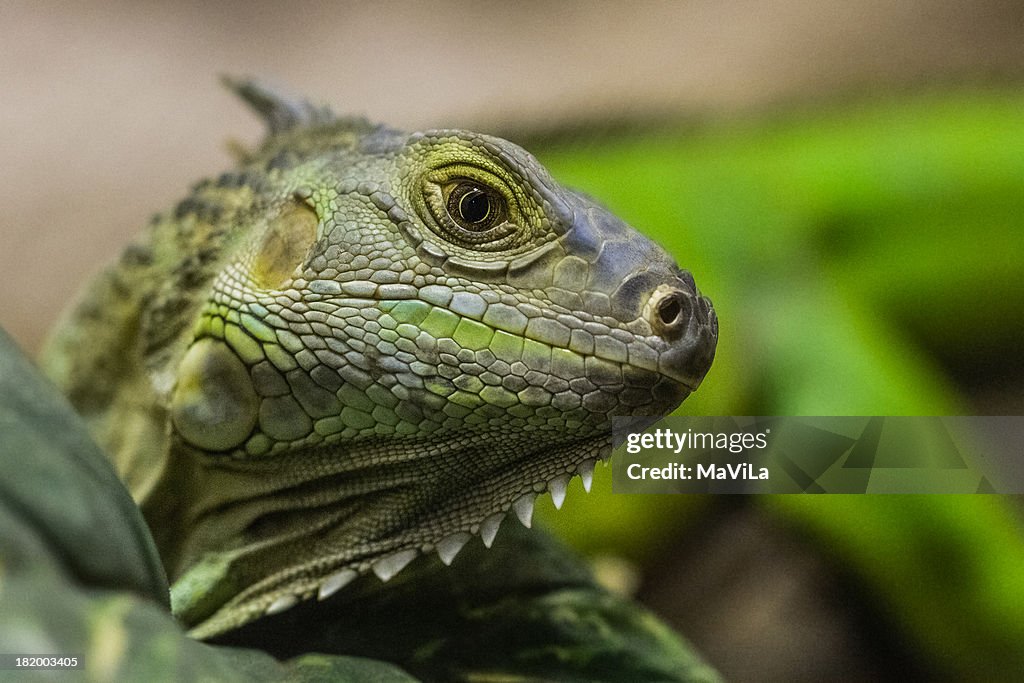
[561,199,717,395]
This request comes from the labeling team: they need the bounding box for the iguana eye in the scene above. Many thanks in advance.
[445,182,505,232]
[415,159,527,251]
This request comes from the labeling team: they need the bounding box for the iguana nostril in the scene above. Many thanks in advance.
[648,286,692,337]
[647,285,717,391]
[657,296,683,326]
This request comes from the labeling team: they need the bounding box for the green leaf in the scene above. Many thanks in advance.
[0,327,168,604]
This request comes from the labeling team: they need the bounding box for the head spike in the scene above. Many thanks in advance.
[371,548,417,582]
[578,459,596,493]
[221,76,334,135]
[479,513,504,548]
[265,593,298,615]
[436,532,472,566]
[548,474,571,510]
[317,568,358,601]
[512,493,536,528]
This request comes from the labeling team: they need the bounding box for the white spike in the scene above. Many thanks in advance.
[480,512,504,548]
[436,532,471,566]
[317,568,358,601]
[266,594,298,615]
[513,493,536,528]
[548,474,570,510]
[372,548,417,582]
[578,459,595,493]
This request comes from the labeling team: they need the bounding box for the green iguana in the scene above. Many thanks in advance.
[41,79,718,640]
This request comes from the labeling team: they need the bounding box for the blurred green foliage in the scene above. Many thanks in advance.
[531,89,1024,679]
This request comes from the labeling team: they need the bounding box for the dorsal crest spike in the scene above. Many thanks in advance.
[221,75,335,135]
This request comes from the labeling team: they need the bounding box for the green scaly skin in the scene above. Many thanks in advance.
[41,79,718,639]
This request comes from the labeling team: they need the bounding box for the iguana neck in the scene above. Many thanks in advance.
[154,429,614,635]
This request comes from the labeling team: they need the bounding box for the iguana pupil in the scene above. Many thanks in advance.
[450,182,498,229]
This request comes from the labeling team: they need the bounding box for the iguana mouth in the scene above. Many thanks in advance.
[171,287,702,458]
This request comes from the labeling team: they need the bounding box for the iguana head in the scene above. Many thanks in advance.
[153,80,717,636]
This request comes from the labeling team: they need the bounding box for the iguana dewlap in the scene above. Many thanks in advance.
[41,79,717,638]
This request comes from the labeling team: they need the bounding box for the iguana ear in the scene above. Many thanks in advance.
[221,76,335,135]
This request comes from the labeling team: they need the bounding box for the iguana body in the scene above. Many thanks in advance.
[41,80,717,638]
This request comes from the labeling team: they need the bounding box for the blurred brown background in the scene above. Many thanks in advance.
[2,0,1023,354]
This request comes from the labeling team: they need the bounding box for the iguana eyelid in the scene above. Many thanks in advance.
[425,163,519,204]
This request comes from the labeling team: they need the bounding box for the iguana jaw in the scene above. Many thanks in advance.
[168,429,623,638]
